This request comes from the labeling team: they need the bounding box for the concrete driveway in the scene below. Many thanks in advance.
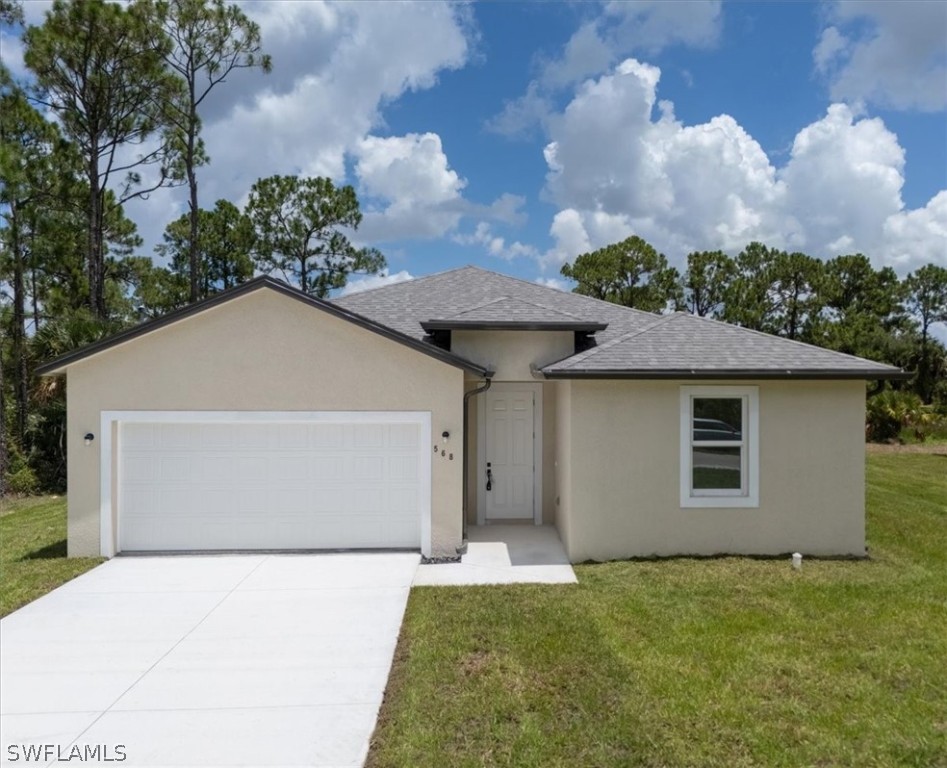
[0,553,419,767]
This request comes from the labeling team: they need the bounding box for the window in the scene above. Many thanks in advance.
[680,386,759,508]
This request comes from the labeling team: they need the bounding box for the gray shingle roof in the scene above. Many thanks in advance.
[436,296,584,323]
[334,266,910,380]
[542,312,907,378]
[334,265,658,343]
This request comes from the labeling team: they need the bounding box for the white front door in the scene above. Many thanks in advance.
[483,386,536,520]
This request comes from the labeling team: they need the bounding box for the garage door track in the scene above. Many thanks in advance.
[0,553,419,767]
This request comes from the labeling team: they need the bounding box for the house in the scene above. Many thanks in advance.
[37,266,909,563]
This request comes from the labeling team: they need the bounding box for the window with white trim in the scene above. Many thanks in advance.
[680,386,759,508]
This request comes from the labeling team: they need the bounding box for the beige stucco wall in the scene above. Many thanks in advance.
[65,288,465,558]
[554,381,574,556]
[464,378,482,526]
[541,382,557,525]
[556,379,866,561]
[452,330,573,381]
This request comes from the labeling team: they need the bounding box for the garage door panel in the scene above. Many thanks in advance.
[159,456,190,483]
[277,424,308,450]
[311,455,344,481]
[118,418,425,552]
[123,423,156,449]
[352,424,385,449]
[273,454,309,482]
[389,487,419,515]
[389,423,420,449]
[352,455,385,481]
[273,487,311,514]
[309,424,346,450]
[157,487,193,515]
[389,455,419,482]
[199,423,235,449]
[234,456,267,482]
[159,423,200,450]
[348,487,385,514]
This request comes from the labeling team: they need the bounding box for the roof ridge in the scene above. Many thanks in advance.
[335,263,665,323]
[453,265,662,320]
[446,294,585,321]
[551,311,674,370]
[448,294,512,317]
[331,264,479,301]
[510,295,584,319]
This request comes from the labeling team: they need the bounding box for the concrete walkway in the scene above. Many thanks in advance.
[0,553,419,767]
[414,525,577,586]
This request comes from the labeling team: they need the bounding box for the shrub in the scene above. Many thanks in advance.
[866,390,936,442]
[4,466,39,495]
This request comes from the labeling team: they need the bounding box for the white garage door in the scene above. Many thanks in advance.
[117,414,428,552]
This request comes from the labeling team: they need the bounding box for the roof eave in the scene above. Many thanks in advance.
[541,367,914,381]
[36,277,490,377]
[421,320,608,332]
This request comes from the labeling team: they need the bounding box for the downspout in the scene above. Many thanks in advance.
[460,375,493,554]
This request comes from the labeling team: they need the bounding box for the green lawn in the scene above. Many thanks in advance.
[0,495,103,617]
[368,455,947,768]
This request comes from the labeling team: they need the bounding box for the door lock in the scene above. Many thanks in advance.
[486,462,493,492]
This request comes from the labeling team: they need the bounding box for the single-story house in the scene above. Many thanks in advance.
[38,266,909,562]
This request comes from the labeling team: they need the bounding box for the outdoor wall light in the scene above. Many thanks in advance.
[441,430,450,444]
[84,433,95,446]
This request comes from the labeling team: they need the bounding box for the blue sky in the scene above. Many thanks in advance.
[3,1,945,294]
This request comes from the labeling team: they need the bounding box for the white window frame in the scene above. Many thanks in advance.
[679,386,759,508]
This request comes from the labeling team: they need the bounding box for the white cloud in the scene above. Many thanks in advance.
[813,26,848,73]
[337,269,414,296]
[535,276,569,291]
[21,1,53,25]
[117,0,480,254]
[488,0,722,136]
[780,104,906,256]
[815,1,947,111]
[535,58,946,273]
[882,192,947,269]
[357,133,465,205]
[453,222,539,261]
[485,82,553,139]
[352,135,528,243]
[355,132,466,241]
[0,30,27,80]
[541,0,722,87]
[200,2,472,191]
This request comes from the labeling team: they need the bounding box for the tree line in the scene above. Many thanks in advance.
[1,0,384,494]
[562,236,947,407]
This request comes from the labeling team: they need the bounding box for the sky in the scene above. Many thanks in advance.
[2,0,946,297]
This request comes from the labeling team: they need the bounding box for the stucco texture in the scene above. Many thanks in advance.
[452,329,573,381]
[65,288,464,558]
[554,379,867,561]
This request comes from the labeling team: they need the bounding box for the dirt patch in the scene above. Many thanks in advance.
[866,442,947,455]
[460,649,494,677]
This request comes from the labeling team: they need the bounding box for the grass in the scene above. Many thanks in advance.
[0,495,104,617]
[368,455,947,768]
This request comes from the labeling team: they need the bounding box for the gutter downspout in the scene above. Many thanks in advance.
[460,375,493,554]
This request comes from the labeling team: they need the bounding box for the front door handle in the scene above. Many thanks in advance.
[486,463,493,492]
